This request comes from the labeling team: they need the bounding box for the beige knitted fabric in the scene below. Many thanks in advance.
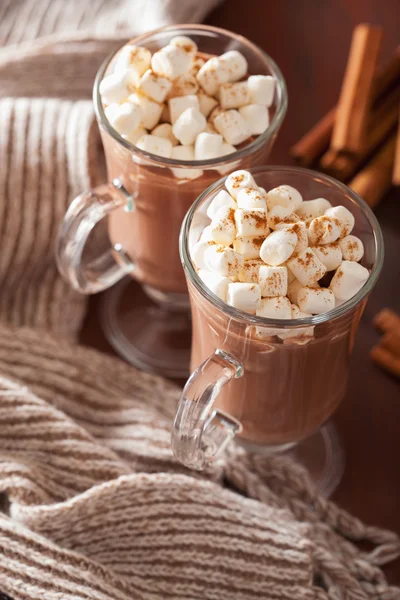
[0,324,399,600]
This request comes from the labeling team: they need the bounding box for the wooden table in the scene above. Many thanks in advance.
[81,0,400,583]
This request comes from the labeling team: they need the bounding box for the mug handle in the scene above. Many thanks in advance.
[171,349,244,470]
[56,179,136,294]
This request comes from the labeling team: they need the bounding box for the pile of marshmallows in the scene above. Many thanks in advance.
[99,36,275,178]
[191,170,370,337]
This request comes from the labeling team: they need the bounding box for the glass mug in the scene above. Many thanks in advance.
[56,24,287,377]
[172,166,384,471]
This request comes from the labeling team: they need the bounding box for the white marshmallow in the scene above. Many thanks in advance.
[287,248,327,286]
[138,70,172,103]
[209,105,224,124]
[235,208,269,238]
[198,93,219,117]
[198,269,230,302]
[308,215,342,245]
[330,260,369,301]
[267,205,299,230]
[122,127,147,145]
[204,244,244,279]
[136,134,172,158]
[266,185,303,212]
[210,205,236,246]
[214,110,251,146]
[100,70,136,105]
[295,198,332,221]
[298,286,335,314]
[236,187,267,210]
[227,282,261,314]
[313,243,343,271]
[239,104,269,135]
[170,145,203,180]
[247,75,275,107]
[256,296,292,319]
[172,107,206,145]
[219,50,248,82]
[104,102,143,135]
[168,74,199,98]
[277,221,308,256]
[197,57,231,95]
[216,150,241,176]
[169,36,197,57]
[339,235,364,262]
[291,304,312,319]
[325,206,355,237]
[238,258,264,283]
[207,189,237,219]
[128,92,162,130]
[151,123,178,146]
[200,225,213,242]
[191,56,205,76]
[278,304,314,341]
[169,94,199,124]
[233,236,264,260]
[191,240,215,270]
[260,229,298,266]
[151,45,192,80]
[287,278,303,304]
[219,81,250,110]
[220,143,237,156]
[259,265,288,297]
[194,132,223,160]
[113,45,151,81]
[225,170,257,199]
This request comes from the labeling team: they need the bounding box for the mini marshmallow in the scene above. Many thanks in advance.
[236,187,267,210]
[122,126,147,145]
[198,269,230,302]
[219,81,250,109]
[191,240,215,270]
[339,235,364,262]
[267,205,299,230]
[225,170,257,199]
[210,205,236,246]
[204,244,244,280]
[330,260,369,301]
[260,229,298,266]
[227,282,261,314]
[313,243,343,271]
[239,104,269,135]
[191,56,206,76]
[138,70,172,103]
[198,93,219,117]
[238,258,264,283]
[297,286,335,315]
[128,92,162,129]
[287,248,327,286]
[308,215,342,245]
[151,123,178,146]
[197,57,231,96]
[295,198,332,221]
[104,102,143,135]
[291,304,312,319]
[219,50,248,82]
[172,107,206,145]
[168,73,199,98]
[235,208,269,237]
[247,75,275,107]
[276,221,308,255]
[169,36,197,57]
[256,296,292,319]
[207,189,237,219]
[278,304,314,341]
[136,134,172,158]
[170,145,203,180]
[100,70,136,105]
[208,105,224,124]
[200,225,213,242]
[151,45,192,80]
[287,278,303,304]
[194,132,223,160]
[214,110,251,146]
[266,185,303,212]
[169,94,199,124]
[325,206,355,237]
[113,45,151,80]
[233,236,264,260]
[259,265,288,297]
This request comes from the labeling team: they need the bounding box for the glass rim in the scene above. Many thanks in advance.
[180,165,384,328]
[93,23,288,169]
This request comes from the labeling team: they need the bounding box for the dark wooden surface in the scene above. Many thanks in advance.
[81,0,400,583]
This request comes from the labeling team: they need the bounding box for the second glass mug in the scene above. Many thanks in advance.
[172,166,383,479]
[56,24,287,377]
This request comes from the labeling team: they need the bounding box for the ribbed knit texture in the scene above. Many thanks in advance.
[0,325,399,600]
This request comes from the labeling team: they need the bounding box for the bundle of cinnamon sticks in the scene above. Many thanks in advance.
[372,309,400,378]
[291,24,400,208]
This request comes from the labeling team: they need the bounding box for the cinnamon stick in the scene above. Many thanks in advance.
[370,345,400,378]
[290,47,400,166]
[393,108,400,185]
[373,308,400,332]
[349,134,396,208]
[380,331,400,358]
[331,24,383,153]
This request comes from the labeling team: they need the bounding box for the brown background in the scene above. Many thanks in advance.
[81,0,400,582]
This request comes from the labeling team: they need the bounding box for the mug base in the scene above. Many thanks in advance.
[100,277,191,379]
[237,422,344,498]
